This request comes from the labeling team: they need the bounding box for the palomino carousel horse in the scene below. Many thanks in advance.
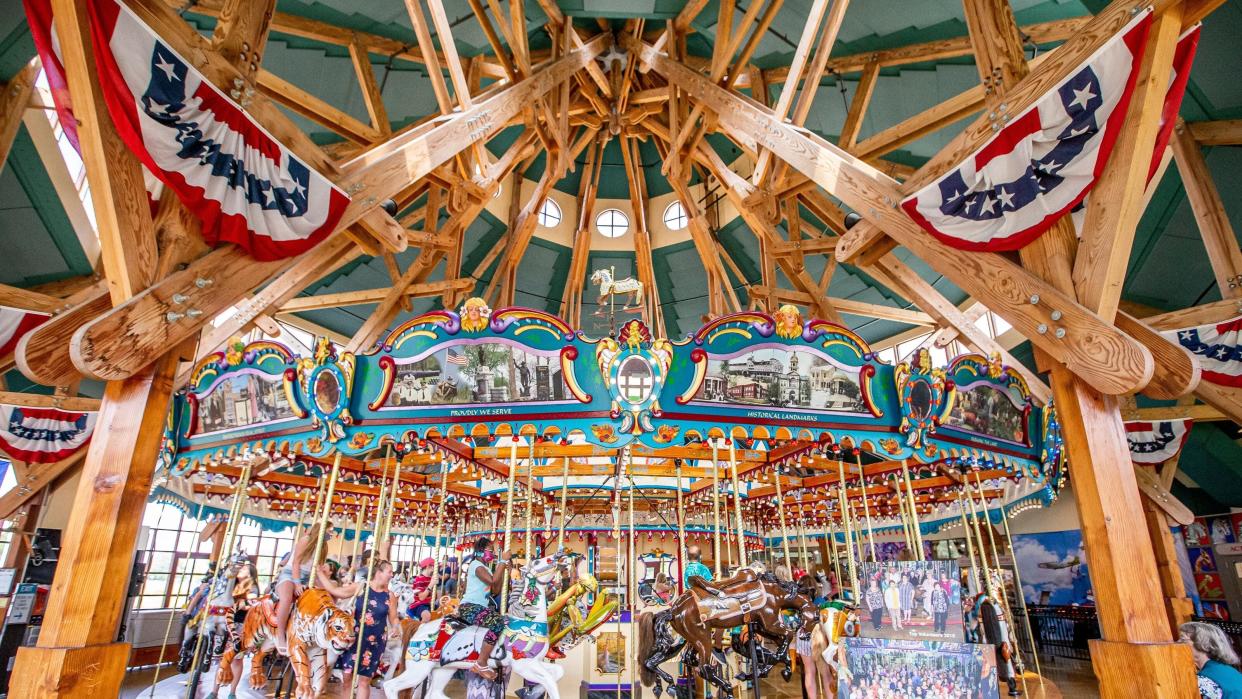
[383,553,570,699]
[638,567,819,699]
[546,566,618,655]
[589,268,643,312]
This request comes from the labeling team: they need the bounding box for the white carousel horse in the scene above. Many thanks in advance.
[590,269,643,309]
[383,554,569,699]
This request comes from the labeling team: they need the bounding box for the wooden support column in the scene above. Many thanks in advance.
[10,352,180,697]
[958,1,1195,694]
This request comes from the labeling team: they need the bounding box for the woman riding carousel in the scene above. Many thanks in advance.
[458,536,513,680]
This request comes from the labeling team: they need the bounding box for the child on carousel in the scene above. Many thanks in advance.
[406,556,436,623]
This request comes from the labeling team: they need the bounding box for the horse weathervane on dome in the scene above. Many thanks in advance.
[590,267,644,316]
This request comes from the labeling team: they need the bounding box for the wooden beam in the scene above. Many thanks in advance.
[279,278,475,312]
[1186,119,1242,146]
[336,34,608,216]
[1115,310,1201,400]
[53,0,157,303]
[961,0,1027,104]
[0,392,100,412]
[746,285,933,326]
[674,0,711,32]
[852,82,986,161]
[769,16,1090,77]
[1171,119,1242,299]
[255,70,382,144]
[0,62,37,177]
[10,351,180,698]
[1121,403,1228,422]
[1137,298,1242,331]
[211,0,277,75]
[1072,7,1185,319]
[348,38,392,136]
[0,284,63,314]
[867,256,1052,404]
[0,450,88,522]
[633,40,1153,396]
[839,61,879,151]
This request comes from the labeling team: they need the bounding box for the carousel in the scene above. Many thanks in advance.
[146,297,1063,699]
[3,0,1234,697]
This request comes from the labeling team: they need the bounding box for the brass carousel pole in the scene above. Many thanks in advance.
[729,440,747,568]
[185,455,254,698]
[501,440,520,614]
[294,488,312,534]
[557,455,570,550]
[826,518,842,594]
[627,470,637,696]
[773,462,793,582]
[902,460,926,559]
[309,452,343,587]
[973,472,1027,696]
[1000,498,1044,687]
[710,440,724,577]
[854,449,878,563]
[893,475,914,552]
[675,461,687,593]
[150,498,208,692]
[835,451,858,596]
[430,451,451,610]
[958,494,981,595]
[525,438,536,560]
[349,449,395,699]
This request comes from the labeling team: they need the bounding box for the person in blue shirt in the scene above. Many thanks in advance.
[1180,621,1242,698]
[683,545,713,589]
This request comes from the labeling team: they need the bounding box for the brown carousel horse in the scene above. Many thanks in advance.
[638,568,818,699]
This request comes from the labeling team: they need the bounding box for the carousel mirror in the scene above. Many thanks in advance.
[617,356,655,404]
[314,370,342,414]
[908,379,933,419]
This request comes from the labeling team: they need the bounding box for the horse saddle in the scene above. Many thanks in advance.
[692,585,766,621]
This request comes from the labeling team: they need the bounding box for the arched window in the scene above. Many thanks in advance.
[663,201,688,230]
[537,198,561,227]
[596,208,630,238]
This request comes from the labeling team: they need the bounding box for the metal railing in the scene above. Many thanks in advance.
[1015,604,1099,663]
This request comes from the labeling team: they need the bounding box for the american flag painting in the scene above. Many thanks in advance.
[446,349,469,366]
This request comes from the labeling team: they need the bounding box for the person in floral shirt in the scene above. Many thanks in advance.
[337,559,399,698]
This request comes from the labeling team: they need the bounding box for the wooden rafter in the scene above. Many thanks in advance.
[1170,119,1242,299]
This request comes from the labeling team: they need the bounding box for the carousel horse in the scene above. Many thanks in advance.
[381,593,459,681]
[186,552,250,668]
[383,553,570,699]
[590,268,643,311]
[638,568,819,699]
[547,569,618,654]
[288,588,358,699]
[966,592,1022,697]
[213,596,280,696]
[798,602,859,699]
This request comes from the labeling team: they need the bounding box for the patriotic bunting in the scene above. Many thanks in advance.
[1162,316,1242,388]
[0,308,50,357]
[902,11,1201,252]
[1125,419,1193,464]
[23,0,350,261]
[0,405,97,464]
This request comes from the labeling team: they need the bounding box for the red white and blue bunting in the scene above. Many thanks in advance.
[1125,419,1193,464]
[23,0,350,261]
[901,11,1200,251]
[0,307,50,357]
[0,405,97,464]
[1161,315,1242,388]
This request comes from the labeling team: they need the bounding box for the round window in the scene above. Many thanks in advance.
[596,208,630,238]
[537,198,561,227]
[663,201,688,230]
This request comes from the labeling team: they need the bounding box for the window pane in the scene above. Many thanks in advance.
[537,199,561,227]
[148,551,174,573]
[153,530,178,551]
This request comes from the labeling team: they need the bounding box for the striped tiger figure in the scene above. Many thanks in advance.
[288,589,357,699]
[216,596,279,694]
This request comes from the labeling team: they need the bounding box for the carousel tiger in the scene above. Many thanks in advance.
[216,596,279,694]
[288,589,357,699]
